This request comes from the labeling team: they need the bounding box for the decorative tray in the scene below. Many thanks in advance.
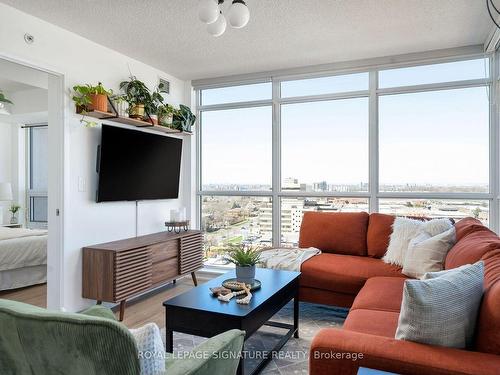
[222,278,262,291]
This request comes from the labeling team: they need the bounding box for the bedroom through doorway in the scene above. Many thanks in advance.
[0,59,53,308]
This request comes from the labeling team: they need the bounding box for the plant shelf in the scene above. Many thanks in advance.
[80,110,192,136]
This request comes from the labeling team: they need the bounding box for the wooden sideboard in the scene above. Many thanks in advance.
[82,230,203,320]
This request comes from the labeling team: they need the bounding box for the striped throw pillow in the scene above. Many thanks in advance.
[396,261,484,348]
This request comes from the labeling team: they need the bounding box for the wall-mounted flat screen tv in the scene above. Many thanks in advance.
[97,125,182,202]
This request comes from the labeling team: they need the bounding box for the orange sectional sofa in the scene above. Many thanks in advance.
[297,212,500,375]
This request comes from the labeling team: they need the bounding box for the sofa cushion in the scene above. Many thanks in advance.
[483,249,500,289]
[351,276,406,313]
[367,213,395,258]
[475,250,500,355]
[300,253,404,296]
[445,229,500,270]
[344,309,400,338]
[455,217,491,241]
[476,282,500,356]
[299,211,369,255]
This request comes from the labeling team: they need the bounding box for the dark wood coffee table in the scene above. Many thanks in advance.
[163,268,300,375]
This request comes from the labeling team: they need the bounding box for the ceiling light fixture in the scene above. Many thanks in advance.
[198,0,250,37]
[487,0,500,29]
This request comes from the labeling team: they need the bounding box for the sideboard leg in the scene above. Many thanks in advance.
[191,272,198,286]
[172,279,176,284]
[96,300,102,305]
[119,300,126,321]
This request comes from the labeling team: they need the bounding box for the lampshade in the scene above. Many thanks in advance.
[228,0,250,28]
[198,0,219,24]
[207,12,227,37]
[0,103,10,115]
[0,183,12,201]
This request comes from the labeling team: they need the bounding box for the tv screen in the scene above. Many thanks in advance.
[97,125,183,202]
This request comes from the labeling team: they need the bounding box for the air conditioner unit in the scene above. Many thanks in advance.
[159,78,170,94]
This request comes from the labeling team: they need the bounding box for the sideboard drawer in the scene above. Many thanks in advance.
[151,241,179,263]
[113,247,152,301]
[152,257,178,285]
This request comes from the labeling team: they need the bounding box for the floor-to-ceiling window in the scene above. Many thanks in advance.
[196,55,493,266]
[27,124,48,229]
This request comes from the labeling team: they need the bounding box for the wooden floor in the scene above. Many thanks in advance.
[0,275,211,329]
[0,283,47,308]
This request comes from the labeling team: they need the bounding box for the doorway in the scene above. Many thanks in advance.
[0,57,64,310]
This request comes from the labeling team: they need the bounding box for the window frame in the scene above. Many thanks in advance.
[196,53,497,254]
[26,124,48,229]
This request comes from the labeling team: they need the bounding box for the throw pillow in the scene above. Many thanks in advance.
[422,218,453,237]
[383,217,424,267]
[395,261,484,348]
[129,323,166,375]
[403,227,456,279]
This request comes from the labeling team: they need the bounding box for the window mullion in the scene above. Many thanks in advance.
[369,70,379,213]
[272,78,281,247]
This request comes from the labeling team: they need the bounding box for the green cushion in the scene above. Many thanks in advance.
[0,299,140,375]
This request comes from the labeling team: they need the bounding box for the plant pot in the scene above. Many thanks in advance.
[129,104,145,119]
[10,214,17,225]
[158,113,173,127]
[235,265,256,284]
[148,114,158,125]
[88,94,108,112]
[112,100,129,117]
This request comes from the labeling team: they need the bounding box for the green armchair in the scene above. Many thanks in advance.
[0,299,244,375]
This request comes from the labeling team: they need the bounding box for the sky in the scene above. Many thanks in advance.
[200,58,490,189]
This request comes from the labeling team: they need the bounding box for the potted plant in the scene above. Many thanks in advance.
[9,204,21,225]
[120,76,151,120]
[172,104,196,132]
[157,104,175,127]
[145,82,168,125]
[72,82,113,113]
[110,94,129,117]
[225,245,261,284]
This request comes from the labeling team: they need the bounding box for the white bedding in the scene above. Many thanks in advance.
[0,228,47,272]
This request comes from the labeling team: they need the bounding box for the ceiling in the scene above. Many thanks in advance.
[1,0,493,80]
[0,77,38,93]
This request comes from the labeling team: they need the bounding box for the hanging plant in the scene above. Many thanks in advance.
[0,89,13,105]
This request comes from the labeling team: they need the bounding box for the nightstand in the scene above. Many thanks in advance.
[1,224,22,229]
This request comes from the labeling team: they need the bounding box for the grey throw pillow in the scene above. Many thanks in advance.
[395,261,484,348]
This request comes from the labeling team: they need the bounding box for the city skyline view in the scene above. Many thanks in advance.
[200,57,492,266]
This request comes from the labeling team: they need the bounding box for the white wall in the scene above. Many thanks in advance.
[10,88,48,115]
[0,3,194,312]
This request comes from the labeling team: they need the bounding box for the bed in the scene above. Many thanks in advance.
[0,227,47,290]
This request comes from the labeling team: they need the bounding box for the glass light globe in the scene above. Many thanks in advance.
[228,1,249,28]
[207,13,227,37]
[198,0,219,24]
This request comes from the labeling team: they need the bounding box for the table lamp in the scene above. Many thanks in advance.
[0,182,13,225]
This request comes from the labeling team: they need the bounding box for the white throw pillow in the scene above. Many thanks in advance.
[129,323,166,375]
[383,217,424,267]
[422,218,453,237]
[402,227,456,279]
